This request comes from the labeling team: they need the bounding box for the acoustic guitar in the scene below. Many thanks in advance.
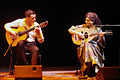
[6,21,48,47]
[71,26,112,45]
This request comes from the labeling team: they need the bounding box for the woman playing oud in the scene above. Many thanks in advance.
[68,12,105,77]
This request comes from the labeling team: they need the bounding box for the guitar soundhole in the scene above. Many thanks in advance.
[85,32,87,34]
[84,32,88,39]
[81,31,83,34]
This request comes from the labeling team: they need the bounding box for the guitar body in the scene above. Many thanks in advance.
[5,21,48,47]
[6,26,27,47]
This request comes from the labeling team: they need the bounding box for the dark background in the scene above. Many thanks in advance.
[0,1,120,68]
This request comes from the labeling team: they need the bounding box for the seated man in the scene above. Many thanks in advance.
[4,9,45,65]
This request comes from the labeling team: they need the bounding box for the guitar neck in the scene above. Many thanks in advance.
[18,21,48,35]
[19,27,35,35]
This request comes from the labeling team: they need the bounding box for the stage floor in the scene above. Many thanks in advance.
[0,67,96,80]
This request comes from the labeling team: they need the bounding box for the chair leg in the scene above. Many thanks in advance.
[38,54,42,65]
[26,53,31,65]
[25,53,42,65]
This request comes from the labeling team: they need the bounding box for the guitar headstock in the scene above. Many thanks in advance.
[39,21,48,28]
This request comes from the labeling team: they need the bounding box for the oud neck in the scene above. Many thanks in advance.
[89,33,99,37]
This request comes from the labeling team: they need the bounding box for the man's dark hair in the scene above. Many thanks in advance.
[25,9,36,17]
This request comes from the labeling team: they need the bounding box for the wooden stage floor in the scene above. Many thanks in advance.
[0,67,96,80]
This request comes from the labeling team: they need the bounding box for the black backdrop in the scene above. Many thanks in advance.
[0,1,120,68]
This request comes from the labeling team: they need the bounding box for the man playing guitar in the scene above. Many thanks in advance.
[4,9,48,65]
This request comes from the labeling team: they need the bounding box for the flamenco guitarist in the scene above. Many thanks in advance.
[4,9,48,65]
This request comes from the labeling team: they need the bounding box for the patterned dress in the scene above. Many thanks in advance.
[71,25,105,73]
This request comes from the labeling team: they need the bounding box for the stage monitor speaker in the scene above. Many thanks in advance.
[14,65,42,80]
[96,67,120,80]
